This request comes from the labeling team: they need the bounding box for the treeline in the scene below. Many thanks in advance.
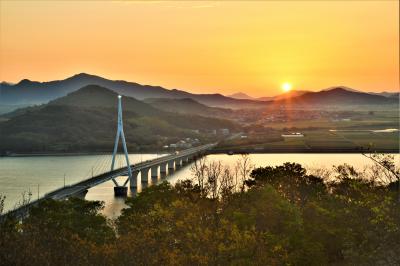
[0,158,399,265]
[0,104,232,153]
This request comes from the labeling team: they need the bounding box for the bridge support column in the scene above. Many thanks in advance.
[175,158,182,169]
[159,163,167,178]
[114,186,128,197]
[141,168,150,188]
[151,166,158,184]
[110,95,133,188]
[129,170,139,188]
[182,156,189,165]
[168,160,175,173]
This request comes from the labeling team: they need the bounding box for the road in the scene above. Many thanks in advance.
[1,143,216,219]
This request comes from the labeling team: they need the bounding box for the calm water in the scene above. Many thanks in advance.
[1,153,398,218]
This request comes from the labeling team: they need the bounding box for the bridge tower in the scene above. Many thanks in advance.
[111,95,133,196]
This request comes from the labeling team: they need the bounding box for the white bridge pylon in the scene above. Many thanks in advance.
[110,95,132,187]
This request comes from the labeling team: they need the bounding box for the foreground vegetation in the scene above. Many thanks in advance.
[1,156,399,265]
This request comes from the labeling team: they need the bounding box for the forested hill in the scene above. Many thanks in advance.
[49,85,160,116]
[144,98,232,117]
[0,85,238,153]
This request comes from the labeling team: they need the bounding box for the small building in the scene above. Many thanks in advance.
[220,128,230,135]
[281,132,304,138]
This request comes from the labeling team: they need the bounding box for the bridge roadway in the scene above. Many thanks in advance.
[49,143,216,199]
[1,143,216,219]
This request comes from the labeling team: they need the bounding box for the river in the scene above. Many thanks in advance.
[1,153,398,218]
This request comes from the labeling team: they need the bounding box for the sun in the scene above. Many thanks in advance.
[281,82,292,92]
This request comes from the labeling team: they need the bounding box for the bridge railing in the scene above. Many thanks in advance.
[1,143,217,220]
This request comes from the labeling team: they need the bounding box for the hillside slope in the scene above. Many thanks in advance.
[274,88,398,105]
[0,85,237,153]
[144,98,231,117]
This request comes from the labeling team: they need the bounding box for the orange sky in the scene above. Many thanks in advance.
[0,1,398,96]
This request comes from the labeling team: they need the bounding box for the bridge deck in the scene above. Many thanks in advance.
[48,143,215,199]
[1,143,216,219]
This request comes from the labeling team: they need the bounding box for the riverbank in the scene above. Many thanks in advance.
[1,151,169,157]
[210,147,399,154]
[2,147,399,157]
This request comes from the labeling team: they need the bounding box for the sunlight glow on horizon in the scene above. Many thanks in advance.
[0,1,398,96]
[282,83,292,93]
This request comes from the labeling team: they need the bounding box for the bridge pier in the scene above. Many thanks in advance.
[141,168,150,188]
[182,156,189,165]
[168,160,175,173]
[160,163,167,178]
[151,166,158,184]
[175,158,182,169]
[114,186,128,197]
[129,170,139,188]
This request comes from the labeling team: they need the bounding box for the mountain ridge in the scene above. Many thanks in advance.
[0,85,237,153]
[227,92,255,100]
[144,97,231,117]
[273,87,397,105]
[0,73,266,109]
[1,73,397,111]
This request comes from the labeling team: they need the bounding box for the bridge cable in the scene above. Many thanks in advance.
[95,154,107,176]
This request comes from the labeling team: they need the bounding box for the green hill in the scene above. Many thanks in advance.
[144,98,231,117]
[0,85,238,153]
[49,85,160,116]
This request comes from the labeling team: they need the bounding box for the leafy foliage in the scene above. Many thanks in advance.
[1,161,399,265]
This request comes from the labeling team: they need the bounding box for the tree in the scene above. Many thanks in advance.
[0,194,5,215]
[363,153,400,202]
[234,154,254,192]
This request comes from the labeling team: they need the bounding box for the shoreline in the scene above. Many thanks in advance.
[210,147,399,154]
[2,148,399,157]
[1,151,169,158]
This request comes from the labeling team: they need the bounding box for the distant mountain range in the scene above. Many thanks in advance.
[368,91,399,98]
[229,87,399,101]
[228,90,309,101]
[0,73,398,115]
[0,85,237,153]
[272,87,398,105]
[227,92,255,100]
[0,73,264,110]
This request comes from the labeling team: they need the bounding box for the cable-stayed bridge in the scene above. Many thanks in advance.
[48,142,216,199]
[1,95,216,219]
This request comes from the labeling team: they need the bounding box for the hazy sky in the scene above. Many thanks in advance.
[0,1,398,96]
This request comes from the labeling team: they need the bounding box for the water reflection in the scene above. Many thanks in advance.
[1,153,398,218]
[87,153,399,219]
[0,153,165,212]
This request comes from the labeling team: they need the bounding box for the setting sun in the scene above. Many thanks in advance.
[282,82,292,92]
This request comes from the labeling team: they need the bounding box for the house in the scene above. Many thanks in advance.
[281,132,304,138]
[220,128,230,135]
